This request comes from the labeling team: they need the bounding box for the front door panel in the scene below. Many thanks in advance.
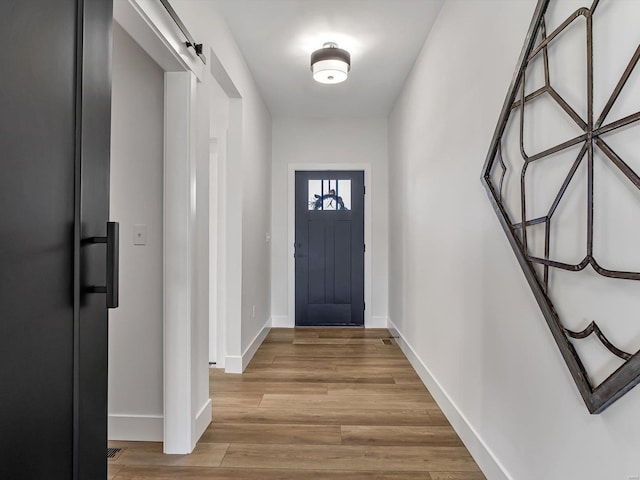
[295,171,365,326]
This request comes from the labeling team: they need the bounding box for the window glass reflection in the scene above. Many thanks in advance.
[308,179,351,211]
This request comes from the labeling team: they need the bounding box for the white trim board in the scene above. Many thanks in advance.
[387,318,511,480]
[163,71,198,454]
[369,316,388,328]
[225,318,272,374]
[287,163,373,328]
[208,138,219,365]
[113,0,204,80]
[193,399,212,446]
[271,315,293,328]
[108,414,163,442]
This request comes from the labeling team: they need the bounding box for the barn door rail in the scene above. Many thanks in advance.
[159,0,206,64]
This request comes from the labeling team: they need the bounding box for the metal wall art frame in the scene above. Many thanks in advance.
[481,0,640,413]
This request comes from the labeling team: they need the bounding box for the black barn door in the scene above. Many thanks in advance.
[0,1,114,479]
[295,171,365,326]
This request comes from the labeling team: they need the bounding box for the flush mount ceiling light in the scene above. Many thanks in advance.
[310,42,351,84]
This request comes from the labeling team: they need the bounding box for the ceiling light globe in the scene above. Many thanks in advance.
[312,59,349,84]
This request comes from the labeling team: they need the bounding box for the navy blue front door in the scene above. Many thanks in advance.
[295,171,365,326]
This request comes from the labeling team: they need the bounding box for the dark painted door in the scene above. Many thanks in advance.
[0,1,113,479]
[295,171,365,326]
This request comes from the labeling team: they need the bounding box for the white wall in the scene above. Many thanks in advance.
[271,117,389,325]
[389,1,640,480]
[170,0,273,370]
[109,22,164,440]
[240,100,273,351]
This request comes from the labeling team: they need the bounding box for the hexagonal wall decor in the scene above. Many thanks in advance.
[481,0,640,413]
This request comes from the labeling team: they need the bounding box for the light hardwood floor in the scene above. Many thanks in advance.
[108,328,486,479]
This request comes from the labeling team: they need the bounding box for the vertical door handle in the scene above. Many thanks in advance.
[87,222,119,309]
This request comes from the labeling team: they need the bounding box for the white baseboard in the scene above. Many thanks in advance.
[214,355,225,369]
[387,318,511,480]
[192,398,212,446]
[368,315,389,328]
[242,318,271,370]
[271,315,387,328]
[225,318,271,373]
[108,413,163,442]
[271,315,293,327]
[225,355,242,373]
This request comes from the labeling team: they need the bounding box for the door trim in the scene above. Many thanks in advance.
[287,163,372,328]
[113,0,209,454]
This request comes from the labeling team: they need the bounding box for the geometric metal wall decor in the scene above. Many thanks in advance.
[481,0,640,413]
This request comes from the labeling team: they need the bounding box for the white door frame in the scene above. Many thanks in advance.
[287,163,373,328]
[208,138,218,365]
[206,47,244,372]
[113,0,207,454]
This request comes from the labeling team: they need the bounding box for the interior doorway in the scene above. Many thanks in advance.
[108,20,165,442]
[109,0,213,453]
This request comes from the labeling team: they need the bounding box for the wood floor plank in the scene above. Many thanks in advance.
[292,337,387,345]
[271,356,411,368]
[427,408,453,426]
[220,444,480,472]
[244,358,275,367]
[211,393,263,407]
[341,425,463,446]
[314,328,392,339]
[208,370,397,384]
[337,365,418,374]
[392,372,425,384]
[327,382,432,396]
[113,465,433,479]
[200,423,342,445]
[110,442,229,467]
[212,381,328,395]
[259,393,435,410]
[111,465,218,479]
[244,365,338,374]
[429,474,488,480]
[255,344,405,357]
[211,407,438,426]
[263,332,296,341]
[108,464,124,479]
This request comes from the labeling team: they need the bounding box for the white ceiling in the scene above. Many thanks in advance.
[209,0,444,118]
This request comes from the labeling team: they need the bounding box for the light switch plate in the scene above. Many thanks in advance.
[133,224,147,245]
